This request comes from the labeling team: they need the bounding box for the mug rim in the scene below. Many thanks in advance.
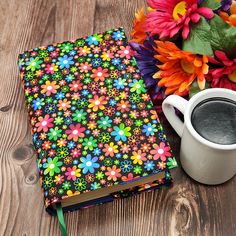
[184,88,236,150]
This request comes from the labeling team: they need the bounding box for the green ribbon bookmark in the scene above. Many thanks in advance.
[56,203,68,236]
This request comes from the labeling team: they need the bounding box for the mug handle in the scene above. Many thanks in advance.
[162,95,188,137]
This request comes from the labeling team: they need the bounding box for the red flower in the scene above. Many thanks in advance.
[65,124,86,141]
[207,50,236,91]
[45,63,58,74]
[150,142,171,161]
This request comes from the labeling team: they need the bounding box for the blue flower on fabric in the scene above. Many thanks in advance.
[58,55,74,69]
[65,74,75,82]
[82,90,89,96]
[45,104,56,114]
[109,99,116,106]
[91,182,101,190]
[78,154,100,174]
[86,36,100,45]
[114,78,127,89]
[68,141,76,149]
[93,148,101,156]
[144,160,155,171]
[69,50,76,56]
[142,123,156,136]
[111,58,121,65]
[92,58,102,67]
[55,92,65,100]
[47,45,55,51]
[32,98,43,110]
[120,160,133,173]
[112,31,125,40]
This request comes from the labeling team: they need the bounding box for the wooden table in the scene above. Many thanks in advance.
[0,0,236,235]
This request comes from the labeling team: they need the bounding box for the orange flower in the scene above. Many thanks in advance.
[88,95,107,111]
[41,81,59,96]
[153,41,209,96]
[219,2,236,27]
[57,98,71,111]
[131,8,147,44]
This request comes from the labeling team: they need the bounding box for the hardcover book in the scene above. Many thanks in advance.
[18,28,177,215]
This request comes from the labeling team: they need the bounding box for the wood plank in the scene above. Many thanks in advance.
[0,0,236,236]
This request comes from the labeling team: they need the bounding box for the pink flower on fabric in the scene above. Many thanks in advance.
[146,0,214,39]
[117,46,134,59]
[65,166,81,181]
[65,124,86,141]
[35,114,54,132]
[150,142,171,161]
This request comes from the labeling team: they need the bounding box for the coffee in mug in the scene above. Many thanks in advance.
[162,88,236,185]
[191,98,236,145]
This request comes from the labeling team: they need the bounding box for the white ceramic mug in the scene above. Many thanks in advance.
[162,88,236,185]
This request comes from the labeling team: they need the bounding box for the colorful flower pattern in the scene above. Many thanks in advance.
[18,28,177,207]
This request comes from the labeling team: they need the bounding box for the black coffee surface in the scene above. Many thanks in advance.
[191,98,236,145]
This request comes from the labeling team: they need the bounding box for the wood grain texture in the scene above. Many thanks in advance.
[0,0,236,235]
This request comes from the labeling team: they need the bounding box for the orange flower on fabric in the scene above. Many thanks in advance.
[91,67,109,81]
[41,81,59,96]
[131,8,147,44]
[153,41,209,96]
[57,98,71,111]
[88,95,107,111]
[105,165,121,181]
[117,100,131,112]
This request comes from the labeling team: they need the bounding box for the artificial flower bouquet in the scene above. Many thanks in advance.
[130,0,236,111]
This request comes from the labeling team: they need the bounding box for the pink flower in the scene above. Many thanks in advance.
[150,142,171,161]
[65,166,81,181]
[45,63,58,74]
[146,0,214,39]
[79,62,92,72]
[118,46,134,59]
[71,148,81,158]
[91,67,109,82]
[35,114,54,132]
[65,124,86,141]
[207,50,236,91]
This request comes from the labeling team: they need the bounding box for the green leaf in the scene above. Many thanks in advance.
[200,0,221,10]
[209,14,236,58]
[182,18,214,56]
[189,81,211,98]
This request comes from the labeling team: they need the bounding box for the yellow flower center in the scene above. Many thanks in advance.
[228,70,236,83]
[181,59,195,74]
[173,1,187,21]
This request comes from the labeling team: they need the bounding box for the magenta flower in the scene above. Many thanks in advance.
[146,0,214,39]
[207,50,236,91]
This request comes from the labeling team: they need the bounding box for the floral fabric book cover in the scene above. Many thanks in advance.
[18,28,177,214]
